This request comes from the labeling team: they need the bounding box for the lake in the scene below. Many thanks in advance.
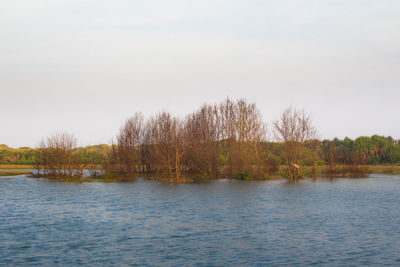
[1,175,400,266]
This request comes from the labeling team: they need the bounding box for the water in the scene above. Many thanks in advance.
[1,175,400,266]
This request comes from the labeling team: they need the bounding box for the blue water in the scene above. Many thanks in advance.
[1,175,400,266]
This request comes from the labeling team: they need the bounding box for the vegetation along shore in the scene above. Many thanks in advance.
[1,98,400,182]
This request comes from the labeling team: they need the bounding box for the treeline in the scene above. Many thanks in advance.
[0,144,110,166]
[3,98,400,181]
[0,145,37,165]
[321,136,400,165]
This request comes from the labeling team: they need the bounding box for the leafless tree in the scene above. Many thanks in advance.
[117,113,145,176]
[102,141,121,177]
[273,107,316,182]
[219,98,238,177]
[235,99,267,177]
[37,132,78,177]
[217,98,268,178]
[145,111,186,182]
[184,103,221,178]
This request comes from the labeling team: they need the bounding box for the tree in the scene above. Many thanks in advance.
[117,113,145,176]
[234,99,267,178]
[273,107,316,182]
[219,98,237,177]
[184,103,221,178]
[146,111,186,182]
[37,132,79,177]
[322,138,340,177]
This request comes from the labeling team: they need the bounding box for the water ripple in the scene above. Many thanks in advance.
[1,175,400,265]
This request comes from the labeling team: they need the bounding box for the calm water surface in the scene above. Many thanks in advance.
[1,175,400,266]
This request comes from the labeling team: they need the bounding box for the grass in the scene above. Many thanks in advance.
[299,165,400,178]
[31,175,140,183]
[279,164,400,179]
[0,165,34,169]
[0,170,33,177]
[2,163,399,182]
[31,174,196,183]
[50,177,95,183]
[0,164,106,170]
[367,165,400,175]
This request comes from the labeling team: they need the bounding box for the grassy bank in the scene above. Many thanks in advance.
[32,174,195,183]
[299,165,400,178]
[2,164,399,182]
[0,170,33,177]
[31,175,141,183]
[367,165,400,175]
[0,165,34,169]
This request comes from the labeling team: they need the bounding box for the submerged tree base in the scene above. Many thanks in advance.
[25,164,400,183]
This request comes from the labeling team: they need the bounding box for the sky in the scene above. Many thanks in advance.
[1,0,399,147]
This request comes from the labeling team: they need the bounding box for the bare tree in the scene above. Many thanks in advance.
[184,103,221,178]
[273,107,316,182]
[146,111,185,182]
[37,132,78,177]
[235,99,267,177]
[102,141,121,178]
[217,98,268,178]
[322,139,340,177]
[117,113,145,176]
[219,98,238,177]
[172,118,186,181]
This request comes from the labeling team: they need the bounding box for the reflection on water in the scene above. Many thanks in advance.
[1,175,400,265]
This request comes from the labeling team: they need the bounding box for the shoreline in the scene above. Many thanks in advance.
[2,164,400,181]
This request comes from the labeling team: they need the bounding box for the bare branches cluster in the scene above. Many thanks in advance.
[104,98,270,181]
[35,100,318,182]
[273,107,316,181]
[35,133,82,177]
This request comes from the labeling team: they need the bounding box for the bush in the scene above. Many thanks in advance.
[235,171,253,180]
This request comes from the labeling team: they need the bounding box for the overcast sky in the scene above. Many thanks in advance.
[1,0,399,147]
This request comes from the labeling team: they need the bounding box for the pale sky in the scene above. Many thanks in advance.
[1,0,399,147]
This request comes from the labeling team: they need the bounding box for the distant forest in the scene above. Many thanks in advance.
[2,137,400,167]
[0,144,109,166]
[2,98,400,181]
